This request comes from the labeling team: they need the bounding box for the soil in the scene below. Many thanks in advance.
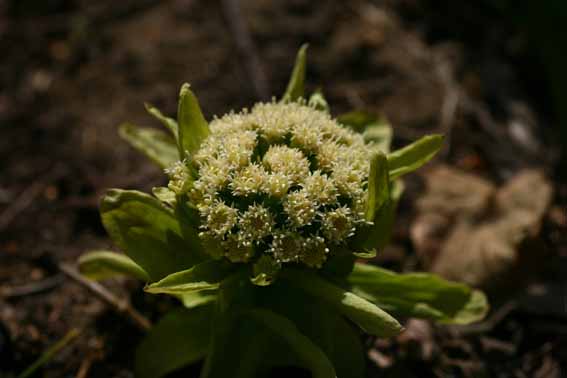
[1,1,566,377]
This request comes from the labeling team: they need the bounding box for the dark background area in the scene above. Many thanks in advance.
[1,1,566,377]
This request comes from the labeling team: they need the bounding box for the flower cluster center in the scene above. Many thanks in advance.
[169,101,372,268]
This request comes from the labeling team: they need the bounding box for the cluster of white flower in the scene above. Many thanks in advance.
[169,101,373,268]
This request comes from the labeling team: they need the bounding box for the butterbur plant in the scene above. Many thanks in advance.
[78,45,488,378]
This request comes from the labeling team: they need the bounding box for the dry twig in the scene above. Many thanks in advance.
[0,274,64,298]
[59,263,151,331]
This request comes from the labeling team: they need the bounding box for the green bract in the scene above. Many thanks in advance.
[78,45,488,378]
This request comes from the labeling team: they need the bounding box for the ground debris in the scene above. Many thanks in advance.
[414,168,553,287]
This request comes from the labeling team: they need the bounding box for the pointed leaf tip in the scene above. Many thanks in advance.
[78,250,150,281]
[349,263,489,324]
[145,260,234,295]
[118,123,178,169]
[283,44,309,102]
[177,83,209,157]
[388,134,444,180]
[144,102,179,139]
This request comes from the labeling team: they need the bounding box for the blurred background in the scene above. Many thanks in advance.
[1,0,566,377]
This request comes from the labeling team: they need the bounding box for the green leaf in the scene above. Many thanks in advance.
[144,102,179,138]
[363,118,393,153]
[200,274,259,378]
[135,306,212,378]
[233,327,274,378]
[365,152,390,221]
[348,263,489,324]
[251,255,281,286]
[152,187,177,207]
[177,83,209,156]
[282,44,308,102]
[308,90,330,112]
[388,134,443,180]
[354,180,404,251]
[451,290,489,325]
[282,269,402,337]
[175,198,207,259]
[118,123,179,168]
[261,284,365,378]
[338,112,393,153]
[100,189,201,281]
[245,309,336,378]
[320,248,356,278]
[177,290,217,309]
[78,250,149,281]
[200,311,278,378]
[353,249,377,259]
[330,313,365,378]
[146,260,234,295]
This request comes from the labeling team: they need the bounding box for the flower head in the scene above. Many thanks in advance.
[171,101,373,268]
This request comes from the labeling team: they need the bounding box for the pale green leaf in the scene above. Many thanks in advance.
[282,269,402,337]
[78,250,149,281]
[100,189,201,281]
[177,290,217,309]
[177,83,209,156]
[144,102,179,138]
[365,152,389,221]
[245,309,336,378]
[388,134,443,180]
[118,123,178,168]
[152,187,176,207]
[145,260,234,295]
[348,263,489,324]
[282,44,308,102]
[363,119,393,153]
[337,112,392,153]
[353,249,377,259]
[451,290,489,325]
[135,306,212,378]
[308,90,329,112]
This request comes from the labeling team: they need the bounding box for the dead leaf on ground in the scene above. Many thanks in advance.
[411,165,495,265]
[412,167,553,288]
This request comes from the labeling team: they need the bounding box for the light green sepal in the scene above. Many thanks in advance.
[177,83,210,157]
[282,44,308,102]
